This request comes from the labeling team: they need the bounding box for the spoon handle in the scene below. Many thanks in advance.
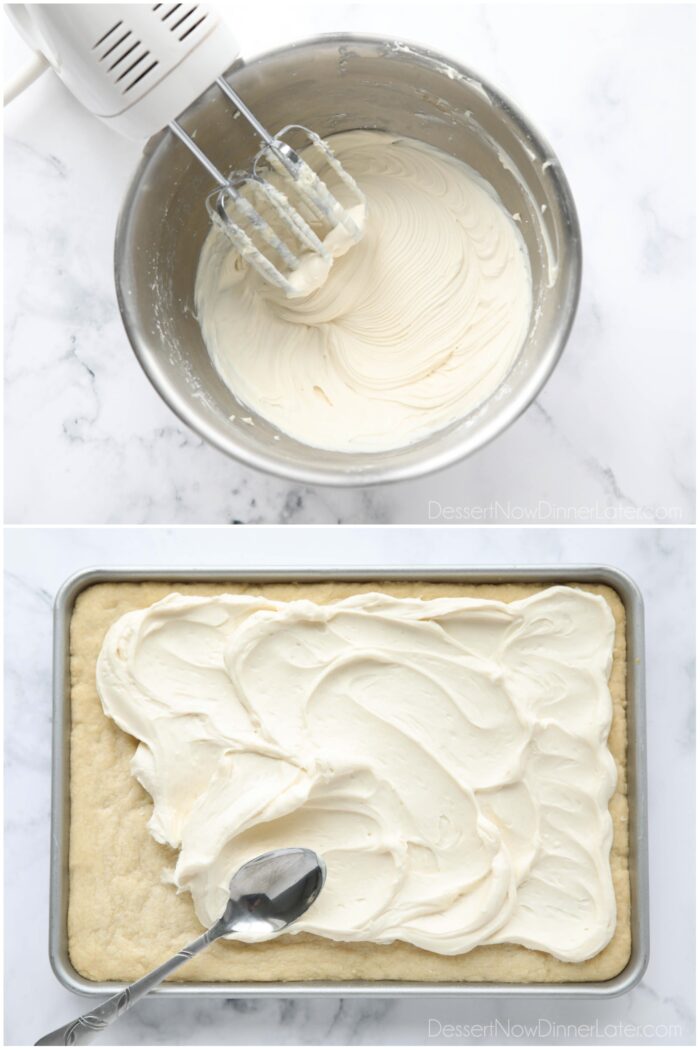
[35,923,225,1046]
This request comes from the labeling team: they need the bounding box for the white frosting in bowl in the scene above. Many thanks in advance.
[195,131,532,453]
[96,586,617,962]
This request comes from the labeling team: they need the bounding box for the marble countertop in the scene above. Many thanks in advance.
[4,525,695,1045]
[3,4,695,525]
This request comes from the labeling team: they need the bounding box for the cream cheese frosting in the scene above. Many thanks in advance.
[96,585,617,962]
[195,130,532,453]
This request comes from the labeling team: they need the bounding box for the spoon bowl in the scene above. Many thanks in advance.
[220,847,326,935]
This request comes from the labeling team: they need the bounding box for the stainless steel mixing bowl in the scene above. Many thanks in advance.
[115,35,581,486]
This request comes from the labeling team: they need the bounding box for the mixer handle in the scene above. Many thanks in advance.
[3,3,240,139]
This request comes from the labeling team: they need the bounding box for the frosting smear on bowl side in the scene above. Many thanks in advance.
[195,130,532,453]
[97,586,617,962]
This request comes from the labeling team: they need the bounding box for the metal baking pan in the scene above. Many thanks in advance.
[50,565,649,999]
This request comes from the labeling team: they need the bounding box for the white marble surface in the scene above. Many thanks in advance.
[4,525,696,1045]
[3,4,695,525]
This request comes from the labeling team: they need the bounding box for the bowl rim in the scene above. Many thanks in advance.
[114,32,583,487]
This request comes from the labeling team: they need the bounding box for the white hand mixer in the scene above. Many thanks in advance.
[4,3,366,296]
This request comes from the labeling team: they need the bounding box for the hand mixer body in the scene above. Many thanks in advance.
[5,3,238,138]
[5,3,365,294]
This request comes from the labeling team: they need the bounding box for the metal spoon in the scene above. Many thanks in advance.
[36,847,325,1046]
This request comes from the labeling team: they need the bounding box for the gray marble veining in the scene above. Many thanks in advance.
[3,4,695,525]
[3,525,695,1045]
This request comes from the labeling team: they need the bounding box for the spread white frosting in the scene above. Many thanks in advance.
[195,131,532,453]
[96,586,617,961]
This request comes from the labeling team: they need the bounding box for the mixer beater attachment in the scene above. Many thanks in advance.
[171,77,366,296]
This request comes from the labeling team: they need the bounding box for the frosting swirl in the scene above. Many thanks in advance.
[195,131,532,453]
[96,586,617,961]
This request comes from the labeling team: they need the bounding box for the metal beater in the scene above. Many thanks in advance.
[172,77,365,296]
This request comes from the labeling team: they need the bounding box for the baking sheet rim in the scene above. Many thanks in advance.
[50,564,649,999]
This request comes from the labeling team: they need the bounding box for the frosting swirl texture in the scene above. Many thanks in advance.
[97,586,617,961]
[195,131,532,453]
